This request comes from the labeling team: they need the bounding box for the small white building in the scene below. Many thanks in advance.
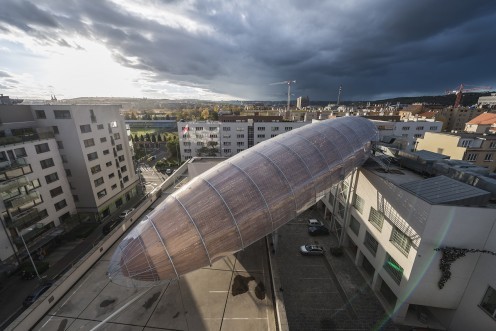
[372,119,443,151]
[324,159,496,330]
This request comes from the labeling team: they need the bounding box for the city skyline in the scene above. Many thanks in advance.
[1,0,496,101]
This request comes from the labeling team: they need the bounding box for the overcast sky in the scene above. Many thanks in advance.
[1,0,495,101]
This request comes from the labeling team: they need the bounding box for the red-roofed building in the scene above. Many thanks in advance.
[465,112,496,133]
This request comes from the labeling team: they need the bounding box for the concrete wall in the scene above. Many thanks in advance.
[449,220,496,331]
[416,132,465,159]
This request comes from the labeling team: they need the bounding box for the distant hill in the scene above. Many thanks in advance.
[371,92,494,107]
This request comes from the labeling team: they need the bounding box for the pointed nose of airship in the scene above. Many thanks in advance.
[108,217,175,288]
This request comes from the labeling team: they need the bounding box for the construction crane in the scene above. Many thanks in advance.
[270,80,296,117]
[446,84,492,108]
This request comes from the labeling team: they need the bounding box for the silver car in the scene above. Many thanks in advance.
[300,244,326,256]
[307,218,323,227]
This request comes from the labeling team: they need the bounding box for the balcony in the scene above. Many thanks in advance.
[0,158,32,181]
[0,130,54,148]
[4,191,41,209]
[0,176,29,191]
[6,208,40,229]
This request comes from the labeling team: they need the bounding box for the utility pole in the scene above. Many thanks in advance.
[270,80,296,120]
[337,85,342,106]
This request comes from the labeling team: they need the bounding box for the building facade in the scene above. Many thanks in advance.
[178,115,308,160]
[0,103,139,263]
[416,132,496,172]
[323,160,496,330]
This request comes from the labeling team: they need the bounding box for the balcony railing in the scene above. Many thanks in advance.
[6,208,40,229]
[0,131,55,147]
[0,176,29,192]
[0,158,32,181]
[5,191,41,209]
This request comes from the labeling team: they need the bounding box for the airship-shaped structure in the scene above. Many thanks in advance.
[108,117,378,287]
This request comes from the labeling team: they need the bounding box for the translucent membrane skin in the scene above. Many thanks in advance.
[108,117,378,287]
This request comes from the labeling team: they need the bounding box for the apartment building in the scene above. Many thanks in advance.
[416,132,496,172]
[178,115,307,160]
[421,107,487,131]
[323,156,496,330]
[372,119,443,151]
[0,101,138,263]
[464,112,496,134]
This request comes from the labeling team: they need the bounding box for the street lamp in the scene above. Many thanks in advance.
[19,227,42,281]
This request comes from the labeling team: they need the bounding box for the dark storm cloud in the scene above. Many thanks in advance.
[0,71,12,78]
[1,0,496,100]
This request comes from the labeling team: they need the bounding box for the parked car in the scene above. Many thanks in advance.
[102,219,120,235]
[300,244,326,256]
[119,208,135,220]
[307,218,323,227]
[165,168,173,175]
[23,281,54,307]
[308,225,330,236]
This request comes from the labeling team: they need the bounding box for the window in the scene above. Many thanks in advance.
[223,134,231,139]
[57,141,64,149]
[353,194,364,213]
[429,126,438,130]
[209,127,217,131]
[90,109,96,123]
[224,149,231,153]
[236,127,244,131]
[390,227,411,256]
[437,148,444,154]
[285,127,292,131]
[338,202,345,218]
[257,134,265,138]
[118,155,125,162]
[90,164,101,174]
[80,124,91,133]
[35,143,50,154]
[271,127,279,131]
[416,126,424,130]
[195,127,203,131]
[237,149,244,153]
[197,142,204,146]
[87,152,98,161]
[402,126,410,131]
[413,134,422,138]
[39,209,48,220]
[257,127,266,131]
[14,147,27,157]
[52,126,59,134]
[490,142,496,149]
[237,142,244,146]
[97,124,104,130]
[54,199,67,211]
[364,231,378,256]
[461,140,471,147]
[184,149,191,153]
[466,153,477,161]
[210,134,218,138]
[123,175,129,183]
[480,286,496,319]
[237,134,244,138]
[121,165,127,173]
[368,208,384,232]
[111,184,117,190]
[223,142,231,146]
[350,215,360,235]
[384,254,403,285]
[110,121,117,128]
[223,127,231,131]
[97,189,107,199]
[183,142,191,146]
[116,144,123,151]
[94,177,104,187]
[35,110,46,119]
[103,149,110,155]
[50,186,63,198]
[100,137,107,143]
[114,133,120,140]
[484,153,493,162]
[61,155,68,163]
[65,169,72,177]
[106,161,112,167]
[271,134,277,138]
[45,172,59,184]
[54,110,71,119]
[109,173,115,179]
[83,138,95,148]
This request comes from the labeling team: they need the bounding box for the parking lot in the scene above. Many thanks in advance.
[273,208,400,331]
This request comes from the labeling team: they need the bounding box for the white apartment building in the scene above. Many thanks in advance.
[0,102,138,263]
[372,119,443,151]
[323,159,496,330]
[178,116,308,160]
